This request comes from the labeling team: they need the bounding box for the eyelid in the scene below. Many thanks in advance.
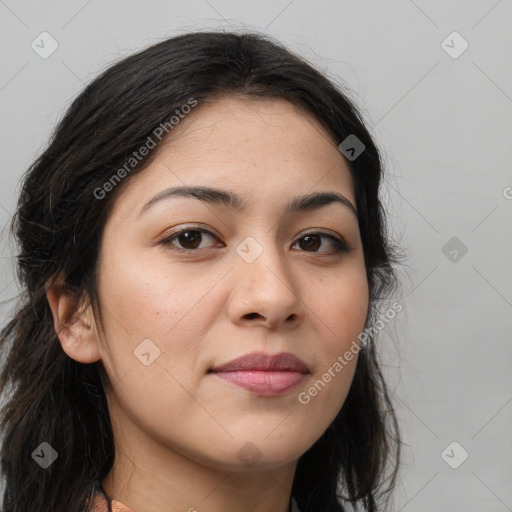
[292,230,351,253]
[158,224,222,247]
[299,227,345,241]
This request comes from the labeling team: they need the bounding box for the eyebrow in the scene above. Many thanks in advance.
[137,185,358,219]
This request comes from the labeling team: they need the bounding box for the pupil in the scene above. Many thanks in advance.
[302,235,320,251]
[181,231,200,248]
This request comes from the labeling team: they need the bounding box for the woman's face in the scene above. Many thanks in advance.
[94,96,369,471]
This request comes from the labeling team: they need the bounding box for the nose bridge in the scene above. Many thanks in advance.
[228,231,304,328]
[235,232,290,288]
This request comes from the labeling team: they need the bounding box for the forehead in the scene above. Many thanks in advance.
[163,95,341,160]
[108,95,356,218]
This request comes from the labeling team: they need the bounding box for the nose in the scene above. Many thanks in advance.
[227,237,305,331]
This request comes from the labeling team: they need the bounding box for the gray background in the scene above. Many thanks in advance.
[1,1,511,510]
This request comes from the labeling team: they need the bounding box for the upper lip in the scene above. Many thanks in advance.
[209,352,309,373]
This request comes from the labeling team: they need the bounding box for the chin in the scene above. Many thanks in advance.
[208,437,309,472]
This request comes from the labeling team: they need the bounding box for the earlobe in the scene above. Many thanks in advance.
[46,280,102,364]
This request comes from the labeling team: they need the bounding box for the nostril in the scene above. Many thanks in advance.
[245,312,260,320]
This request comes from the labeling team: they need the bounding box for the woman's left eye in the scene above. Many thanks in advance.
[159,227,350,255]
[291,233,350,254]
[160,228,221,251]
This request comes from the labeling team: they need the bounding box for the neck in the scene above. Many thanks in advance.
[102,394,297,512]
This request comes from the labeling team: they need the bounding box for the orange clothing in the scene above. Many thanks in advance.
[89,481,300,511]
[89,482,134,512]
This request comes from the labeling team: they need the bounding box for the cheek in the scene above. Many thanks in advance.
[96,251,223,382]
[98,246,204,333]
[304,266,368,397]
[95,255,212,436]
[311,263,369,345]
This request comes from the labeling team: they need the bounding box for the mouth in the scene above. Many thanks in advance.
[208,351,309,397]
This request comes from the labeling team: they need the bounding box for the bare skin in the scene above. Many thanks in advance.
[47,96,369,512]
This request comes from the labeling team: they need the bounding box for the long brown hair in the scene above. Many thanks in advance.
[0,30,402,511]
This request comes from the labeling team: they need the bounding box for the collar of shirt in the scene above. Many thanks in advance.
[92,482,301,512]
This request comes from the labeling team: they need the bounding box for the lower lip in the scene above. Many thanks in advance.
[212,370,306,396]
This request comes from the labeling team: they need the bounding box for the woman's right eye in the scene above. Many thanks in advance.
[159,228,222,252]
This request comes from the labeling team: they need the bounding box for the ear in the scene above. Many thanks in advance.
[46,278,102,364]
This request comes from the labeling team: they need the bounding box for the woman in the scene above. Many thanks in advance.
[0,31,402,512]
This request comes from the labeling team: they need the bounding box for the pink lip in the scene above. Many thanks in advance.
[209,352,309,396]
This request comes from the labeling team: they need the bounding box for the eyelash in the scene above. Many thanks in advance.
[159,226,351,255]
